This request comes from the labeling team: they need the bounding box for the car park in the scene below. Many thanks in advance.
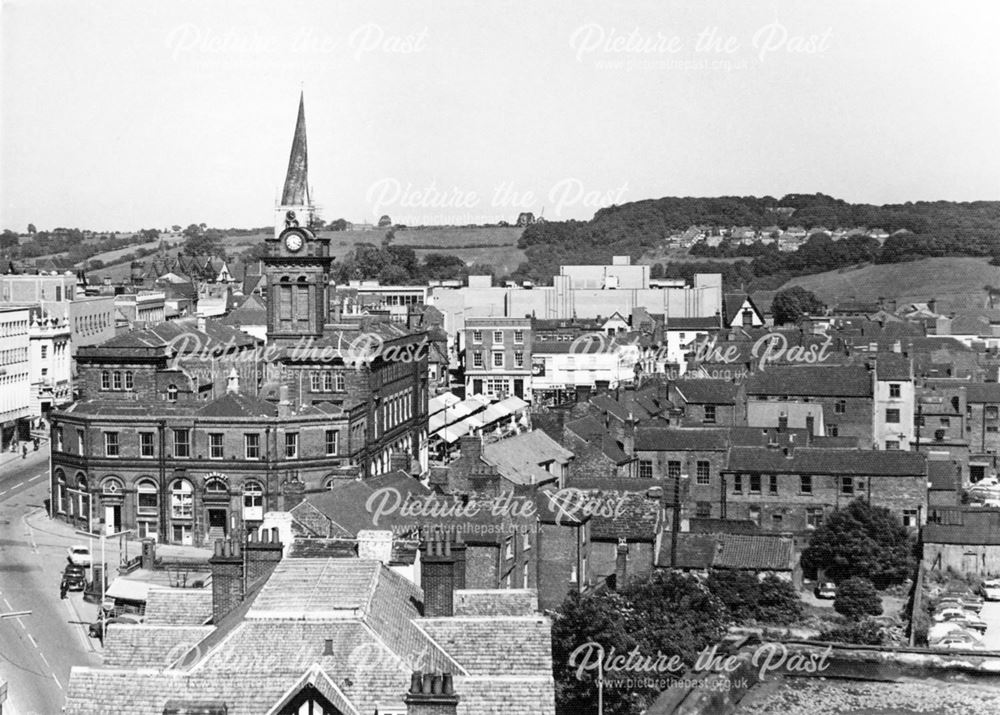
[67,545,92,567]
[941,591,984,612]
[937,597,983,615]
[936,634,982,650]
[813,581,837,599]
[981,580,1000,601]
[933,607,988,634]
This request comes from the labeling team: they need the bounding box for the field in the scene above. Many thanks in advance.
[781,257,1000,313]
[87,225,528,282]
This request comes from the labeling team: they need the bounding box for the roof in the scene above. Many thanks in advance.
[143,589,213,626]
[928,460,959,491]
[219,294,267,326]
[105,579,153,602]
[588,491,662,542]
[564,416,630,464]
[197,392,278,418]
[102,625,213,668]
[923,509,1000,545]
[966,384,1000,404]
[294,471,433,537]
[636,427,730,452]
[666,316,721,330]
[673,379,739,405]
[482,431,572,485]
[663,533,794,570]
[873,353,912,381]
[746,365,872,397]
[281,92,309,206]
[65,559,556,714]
[726,446,926,476]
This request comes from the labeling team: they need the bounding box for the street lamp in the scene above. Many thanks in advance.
[76,528,131,636]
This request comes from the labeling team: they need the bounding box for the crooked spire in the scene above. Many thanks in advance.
[281,91,309,206]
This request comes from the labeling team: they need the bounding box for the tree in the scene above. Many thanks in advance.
[171,225,182,232]
[706,570,803,625]
[802,499,915,588]
[27,223,36,234]
[378,214,392,228]
[818,618,885,645]
[328,218,348,231]
[551,571,727,715]
[422,253,468,281]
[772,286,825,324]
[183,230,224,257]
[0,230,18,251]
[834,577,883,619]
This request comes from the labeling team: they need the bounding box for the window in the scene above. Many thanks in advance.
[885,409,900,424]
[473,352,483,368]
[104,432,119,457]
[311,372,321,391]
[101,371,110,390]
[522,531,531,551]
[140,432,154,458]
[885,439,900,451]
[170,479,193,519]
[173,429,190,458]
[137,479,158,516]
[771,513,784,526]
[124,371,133,390]
[504,537,513,560]
[889,383,901,398]
[696,461,710,485]
[514,330,524,344]
[696,502,712,518]
[55,427,64,452]
[835,400,846,414]
[800,475,813,494]
[333,372,345,391]
[514,351,524,368]
[285,432,298,459]
[245,433,261,460]
[638,460,653,479]
[209,433,224,459]
[749,474,761,495]
[827,424,838,437]
[492,351,504,368]
[40,345,47,359]
[77,428,85,456]
[902,509,919,527]
[112,371,122,390]
[472,330,482,343]
[940,417,951,427]
[748,507,760,526]
[806,508,823,529]
[243,482,264,521]
[205,478,227,496]
[703,405,716,424]
[768,474,778,495]
[493,330,503,344]
[733,474,743,493]
[167,384,178,402]
[325,430,339,456]
[523,562,529,588]
[667,461,681,479]
[840,476,854,495]
[986,405,1000,420]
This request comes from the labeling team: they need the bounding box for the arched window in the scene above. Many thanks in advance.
[242,481,263,521]
[76,473,88,491]
[102,477,123,494]
[167,384,178,402]
[323,476,340,491]
[55,469,66,514]
[136,478,158,516]
[205,477,228,495]
[170,479,193,518]
[101,370,110,390]
[124,371,134,390]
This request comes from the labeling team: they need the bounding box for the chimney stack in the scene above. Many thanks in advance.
[457,435,482,463]
[244,527,283,588]
[420,529,466,618]
[615,538,629,589]
[389,450,413,474]
[805,414,814,440]
[404,671,459,715]
[209,539,244,623]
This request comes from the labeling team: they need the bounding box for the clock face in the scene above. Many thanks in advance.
[284,232,304,252]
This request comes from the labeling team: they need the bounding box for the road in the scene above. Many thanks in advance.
[0,445,100,715]
[978,601,1000,650]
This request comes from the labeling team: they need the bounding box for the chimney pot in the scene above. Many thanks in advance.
[248,530,258,543]
[322,638,334,656]
[432,675,444,695]
[422,673,434,694]
[442,673,455,695]
[214,540,224,557]
[410,672,423,694]
[271,527,280,543]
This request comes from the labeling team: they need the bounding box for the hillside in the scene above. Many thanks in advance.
[781,257,1000,313]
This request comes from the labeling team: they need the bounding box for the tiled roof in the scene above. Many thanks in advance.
[636,427,730,452]
[966,383,1000,403]
[418,617,552,676]
[102,625,213,668]
[726,447,926,476]
[482,431,572,485]
[454,589,537,616]
[197,393,278,418]
[250,558,381,614]
[666,316,721,330]
[713,534,795,570]
[294,472,432,536]
[564,416,630,464]
[746,365,872,397]
[874,353,912,380]
[673,379,739,405]
[143,589,213,626]
[670,533,718,569]
[588,491,662,541]
[924,509,1000,545]
[928,460,959,491]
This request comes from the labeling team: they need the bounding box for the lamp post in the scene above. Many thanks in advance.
[76,528,131,636]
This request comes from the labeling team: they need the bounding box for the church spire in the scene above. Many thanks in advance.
[281,91,309,207]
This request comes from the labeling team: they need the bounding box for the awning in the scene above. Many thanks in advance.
[433,422,472,444]
[106,578,153,602]
[428,392,460,417]
[478,403,511,425]
[497,396,529,413]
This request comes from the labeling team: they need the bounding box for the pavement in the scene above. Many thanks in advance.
[977,601,1000,650]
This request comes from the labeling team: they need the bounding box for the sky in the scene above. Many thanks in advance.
[2,0,999,232]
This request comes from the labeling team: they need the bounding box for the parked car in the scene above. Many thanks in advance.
[814,581,837,599]
[62,564,87,592]
[981,579,1000,601]
[936,634,983,651]
[88,614,142,641]
[939,592,984,613]
[933,607,988,634]
[67,545,92,567]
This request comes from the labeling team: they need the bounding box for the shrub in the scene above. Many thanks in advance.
[706,570,803,625]
[818,618,885,645]
[834,577,883,619]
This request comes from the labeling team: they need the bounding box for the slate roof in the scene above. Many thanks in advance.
[923,509,1000,545]
[65,559,556,714]
[673,379,739,404]
[670,533,719,569]
[726,447,926,476]
[874,353,912,381]
[219,294,267,326]
[454,590,538,617]
[666,316,721,330]
[197,393,278,419]
[746,365,872,397]
[293,471,432,537]
[482,430,573,485]
[928,460,959,491]
[102,625,213,668]
[564,416,630,464]
[588,491,662,542]
[143,589,213,626]
[636,427,730,452]
[663,533,794,570]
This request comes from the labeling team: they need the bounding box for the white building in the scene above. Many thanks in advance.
[0,306,32,450]
[29,310,72,415]
[874,354,915,451]
[531,338,641,401]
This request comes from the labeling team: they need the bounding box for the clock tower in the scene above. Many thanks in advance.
[264,93,332,341]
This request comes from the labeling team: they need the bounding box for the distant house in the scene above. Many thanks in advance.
[664,532,801,587]
[723,294,766,329]
[924,508,1000,576]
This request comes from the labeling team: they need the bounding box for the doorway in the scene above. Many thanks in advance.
[104,505,121,535]
[514,379,524,399]
[207,508,228,544]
